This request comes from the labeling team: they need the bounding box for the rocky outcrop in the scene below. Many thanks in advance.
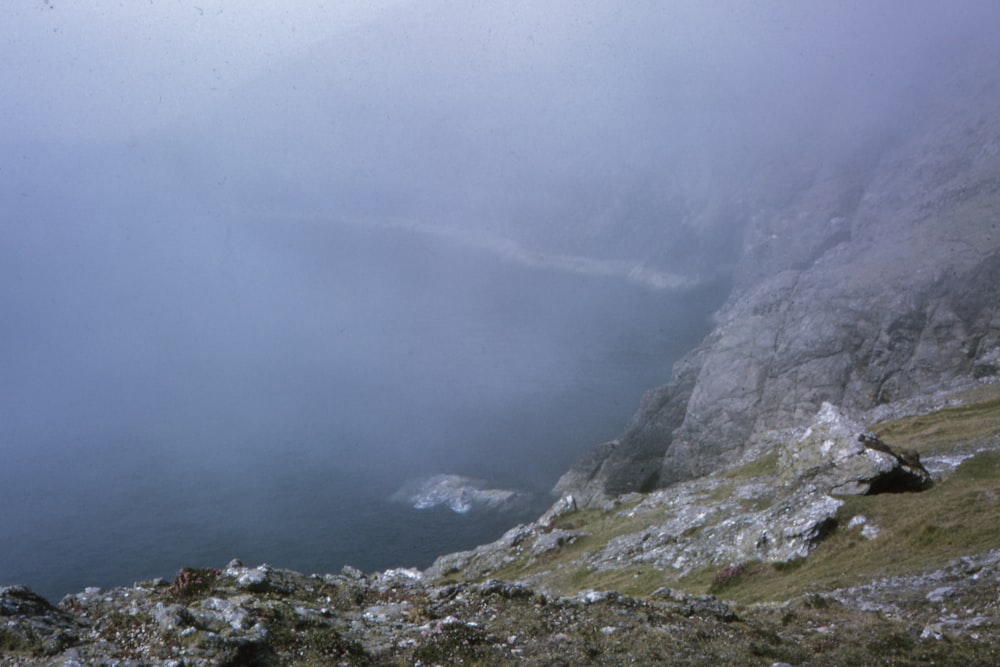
[556,64,1000,507]
[0,586,82,658]
[4,552,999,666]
[775,403,931,495]
[432,402,934,587]
[553,362,699,507]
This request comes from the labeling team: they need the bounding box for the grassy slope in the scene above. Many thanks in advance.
[477,384,1000,603]
[688,449,1000,603]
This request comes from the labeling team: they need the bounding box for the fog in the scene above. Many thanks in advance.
[2,1,998,598]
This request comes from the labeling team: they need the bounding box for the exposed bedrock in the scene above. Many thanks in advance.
[557,75,1000,508]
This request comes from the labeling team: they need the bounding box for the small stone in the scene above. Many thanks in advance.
[234,567,270,592]
[580,590,609,604]
[531,529,587,556]
[926,586,955,603]
[860,524,880,540]
[538,495,578,527]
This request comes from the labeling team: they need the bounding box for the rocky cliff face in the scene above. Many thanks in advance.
[556,61,1000,507]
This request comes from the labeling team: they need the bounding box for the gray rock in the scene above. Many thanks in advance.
[650,587,738,621]
[0,585,81,657]
[0,585,57,618]
[777,403,931,494]
[588,480,843,575]
[151,601,192,632]
[195,597,251,632]
[557,81,1000,506]
[530,529,587,557]
[537,494,578,528]
[224,564,271,593]
[428,522,542,582]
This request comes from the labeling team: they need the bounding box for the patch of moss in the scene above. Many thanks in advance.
[951,449,1000,481]
[411,621,493,664]
[0,626,38,655]
[269,624,372,666]
[707,562,756,594]
[721,451,780,480]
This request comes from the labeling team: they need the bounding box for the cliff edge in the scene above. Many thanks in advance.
[555,55,1000,507]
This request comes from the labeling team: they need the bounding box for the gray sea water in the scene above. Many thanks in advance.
[1,216,724,602]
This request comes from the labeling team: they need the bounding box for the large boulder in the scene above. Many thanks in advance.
[777,402,931,495]
[0,585,81,657]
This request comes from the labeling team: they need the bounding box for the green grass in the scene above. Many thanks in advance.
[551,564,669,597]
[484,449,1000,602]
[448,386,1000,607]
[872,384,1000,455]
[679,386,1000,604]
[678,450,1000,604]
[721,451,779,480]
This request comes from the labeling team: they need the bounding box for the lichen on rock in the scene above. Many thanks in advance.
[777,402,932,495]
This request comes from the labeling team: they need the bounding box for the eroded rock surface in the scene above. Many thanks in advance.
[776,402,931,495]
[433,402,936,590]
[556,70,1000,506]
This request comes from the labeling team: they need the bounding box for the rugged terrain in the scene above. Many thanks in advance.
[2,382,999,665]
[5,12,1000,667]
[554,63,1000,506]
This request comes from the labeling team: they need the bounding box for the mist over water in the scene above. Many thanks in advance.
[1,197,725,601]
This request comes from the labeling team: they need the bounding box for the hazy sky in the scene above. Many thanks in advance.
[6,1,996,238]
[4,0,998,444]
[2,0,412,141]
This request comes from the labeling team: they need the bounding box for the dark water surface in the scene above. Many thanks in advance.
[1,215,724,601]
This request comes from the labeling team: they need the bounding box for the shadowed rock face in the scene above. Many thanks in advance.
[557,73,1000,507]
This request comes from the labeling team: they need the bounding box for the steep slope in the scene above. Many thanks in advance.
[556,55,1000,506]
[3,385,998,665]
